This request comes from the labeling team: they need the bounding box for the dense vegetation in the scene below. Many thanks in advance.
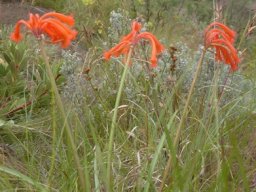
[0,0,256,191]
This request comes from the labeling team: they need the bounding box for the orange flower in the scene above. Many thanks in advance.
[104,21,164,67]
[204,22,240,71]
[10,12,77,48]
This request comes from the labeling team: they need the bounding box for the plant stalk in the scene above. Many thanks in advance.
[40,42,88,192]
[159,48,206,192]
[106,47,133,191]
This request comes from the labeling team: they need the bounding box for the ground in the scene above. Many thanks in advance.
[0,1,50,25]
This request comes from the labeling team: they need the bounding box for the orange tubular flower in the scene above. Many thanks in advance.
[10,12,77,48]
[104,21,164,68]
[204,22,240,71]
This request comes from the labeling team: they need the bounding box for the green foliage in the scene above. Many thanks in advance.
[0,28,64,119]
[0,41,28,82]
[243,43,256,80]
[0,30,30,116]
[33,0,66,11]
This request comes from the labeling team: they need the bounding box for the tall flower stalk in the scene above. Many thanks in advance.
[104,20,164,190]
[159,21,240,191]
[10,12,88,191]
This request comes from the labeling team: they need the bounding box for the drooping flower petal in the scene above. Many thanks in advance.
[104,41,131,60]
[10,12,77,48]
[41,18,77,47]
[10,20,32,42]
[205,29,234,46]
[204,22,240,71]
[40,12,75,26]
[137,32,165,67]
[104,20,164,67]
[211,39,240,71]
[204,22,236,44]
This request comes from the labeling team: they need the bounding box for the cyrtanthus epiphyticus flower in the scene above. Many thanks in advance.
[204,22,240,71]
[104,21,164,67]
[10,12,77,48]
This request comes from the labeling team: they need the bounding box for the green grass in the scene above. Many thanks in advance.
[0,0,256,191]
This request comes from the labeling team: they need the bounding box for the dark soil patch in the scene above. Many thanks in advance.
[0,1,51,25]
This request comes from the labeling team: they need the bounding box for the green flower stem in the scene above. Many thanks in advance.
[47,88,57,188]
[107,47,133,191]
[159,48,206,192]
[40,42,88,192]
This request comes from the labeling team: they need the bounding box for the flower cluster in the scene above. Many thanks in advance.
[10,12,77,48]
[104,21,165,67]
[204,22,240,71]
